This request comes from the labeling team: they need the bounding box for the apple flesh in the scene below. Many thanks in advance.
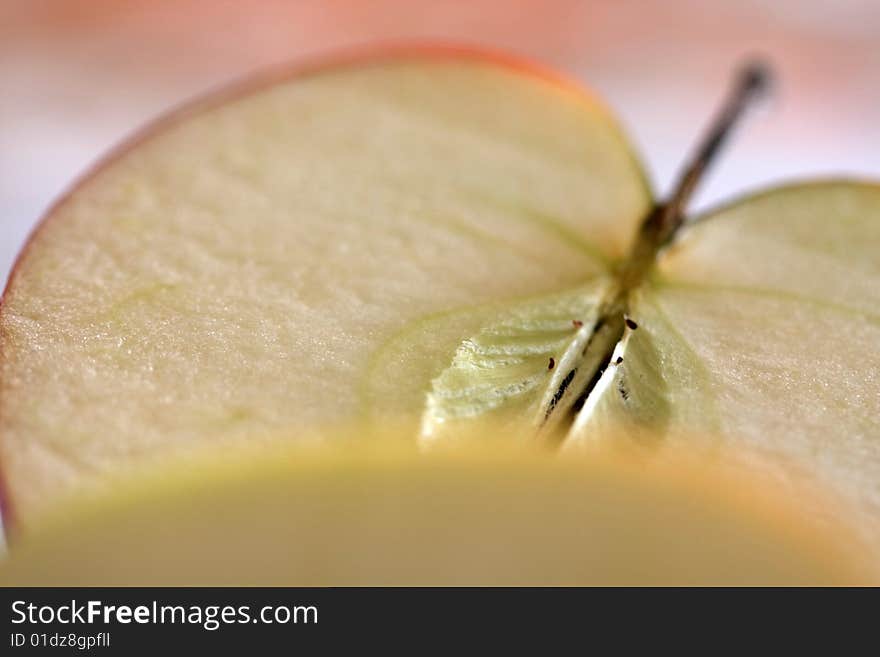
[0,49,650,527]
[567,182,880,551]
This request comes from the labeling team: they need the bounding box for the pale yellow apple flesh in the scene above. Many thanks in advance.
[0,440,873,585]
[0,51,650,525]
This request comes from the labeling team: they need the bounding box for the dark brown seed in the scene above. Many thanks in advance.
[625,318,638,330]
[572,319,583,329]
[615,356,624,365]
[548,357,555,370]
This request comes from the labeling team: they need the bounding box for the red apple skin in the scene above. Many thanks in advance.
[0,43,615,540]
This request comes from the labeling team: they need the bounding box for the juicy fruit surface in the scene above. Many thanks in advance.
[0,444,872,585]
[568,182,880,547]
[0,52,651,522]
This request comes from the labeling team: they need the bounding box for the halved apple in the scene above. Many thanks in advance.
[1,45,878,571]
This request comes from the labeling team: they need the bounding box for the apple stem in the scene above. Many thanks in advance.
[542,61,773,444]
[655,59,773,244]
[616,60,773,294]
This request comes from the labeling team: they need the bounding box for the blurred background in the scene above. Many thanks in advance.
[1,0,879,286]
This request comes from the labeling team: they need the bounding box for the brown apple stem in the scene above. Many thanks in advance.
[654,59,773,245]
[617,60,773,292]
[543,61,773,444]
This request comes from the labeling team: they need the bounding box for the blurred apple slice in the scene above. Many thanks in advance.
[0,440,873,585]
[0,49,650,526]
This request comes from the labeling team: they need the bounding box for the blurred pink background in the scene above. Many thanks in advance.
[2,0,879,286]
